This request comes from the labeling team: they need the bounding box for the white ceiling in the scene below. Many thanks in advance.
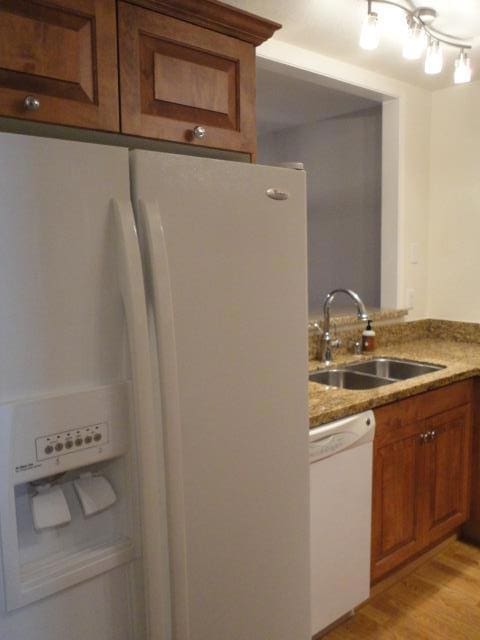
[256,66,380,135]
[226,0,480,90]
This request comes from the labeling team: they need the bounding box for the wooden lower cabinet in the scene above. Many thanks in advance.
[371,381,473,583]
[424,405,472,543]
[372,425,425,580]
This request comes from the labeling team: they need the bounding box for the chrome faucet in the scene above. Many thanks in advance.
[321,289,368,364]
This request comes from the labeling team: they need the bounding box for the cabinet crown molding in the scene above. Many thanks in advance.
[122,0,282,45]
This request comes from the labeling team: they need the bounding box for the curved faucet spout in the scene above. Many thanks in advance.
[321,289,368,364]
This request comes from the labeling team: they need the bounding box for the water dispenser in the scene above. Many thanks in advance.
[0,383,140,611]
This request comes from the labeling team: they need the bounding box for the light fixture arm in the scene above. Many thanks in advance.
[421,25,472,52]
[367,0,472,50]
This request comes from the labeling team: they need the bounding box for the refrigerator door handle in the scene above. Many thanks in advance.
[136,198,190,640]
[112,199,170,640]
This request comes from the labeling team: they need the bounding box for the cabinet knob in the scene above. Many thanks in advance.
[193,125,206,140]
[420,433,427,444]
[430,430,437,440]
[24,95,41,112]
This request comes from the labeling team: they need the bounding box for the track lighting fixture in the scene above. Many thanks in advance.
[403,19,427,60]
[454,50,472,84]
[359,9,379,50]
[424,39,443,75]
[359,1,473,83]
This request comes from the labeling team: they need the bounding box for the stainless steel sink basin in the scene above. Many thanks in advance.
[309,369,394,390]
[343,357,445,380]
[309,358,445,390]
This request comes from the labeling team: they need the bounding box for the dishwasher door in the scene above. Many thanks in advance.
[310,411,375,636]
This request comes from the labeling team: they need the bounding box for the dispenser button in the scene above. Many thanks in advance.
[35,421,109,460]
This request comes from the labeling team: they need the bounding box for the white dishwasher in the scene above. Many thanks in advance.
[310,410,375,637]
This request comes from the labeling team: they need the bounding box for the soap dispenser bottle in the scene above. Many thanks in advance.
[362,320,376,352]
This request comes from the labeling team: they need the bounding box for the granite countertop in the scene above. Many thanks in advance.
[309,328,480,428]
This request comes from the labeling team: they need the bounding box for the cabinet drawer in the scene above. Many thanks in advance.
[375,379,474,446]
[118,1,256,155]
[0,0,119,131]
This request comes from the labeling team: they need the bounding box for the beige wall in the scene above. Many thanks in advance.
[427,81,480,321]
[257,40,432,319]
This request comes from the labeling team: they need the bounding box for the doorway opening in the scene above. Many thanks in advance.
[256,61,396,317]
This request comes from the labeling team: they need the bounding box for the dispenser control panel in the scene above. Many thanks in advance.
[35,422,109,461]
[0,382,130,484]
[0,382,135,614]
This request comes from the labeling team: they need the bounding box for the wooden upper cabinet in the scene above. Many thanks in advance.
[0,0,279,148]
[118,1,258,155]
[0,0,119,130]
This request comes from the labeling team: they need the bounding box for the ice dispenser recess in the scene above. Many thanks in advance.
[0,383,140,611]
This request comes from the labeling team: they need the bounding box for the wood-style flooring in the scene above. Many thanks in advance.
[323,540,480,639]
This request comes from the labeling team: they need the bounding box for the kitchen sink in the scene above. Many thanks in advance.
[343,357,445,380]
[309,369,394,390]
[309,358,445,390]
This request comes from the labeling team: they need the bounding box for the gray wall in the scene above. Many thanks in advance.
[258,106,382,313]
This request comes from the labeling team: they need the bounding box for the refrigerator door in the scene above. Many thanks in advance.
[0,133,145,640]
[131,151,310,640]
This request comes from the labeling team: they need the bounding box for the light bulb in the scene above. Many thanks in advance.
[359,12,379,50]
[424,40,443,75]
[403,21,426,60]
[454,50,472,84]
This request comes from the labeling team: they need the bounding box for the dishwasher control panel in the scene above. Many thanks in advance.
[309,410,375,462]
[311,432,355,458]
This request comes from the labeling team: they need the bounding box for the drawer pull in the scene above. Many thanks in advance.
[193,125,206,140]
[24,96,41,112]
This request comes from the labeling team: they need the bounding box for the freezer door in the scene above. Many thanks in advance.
[131,151,310,640]
[0,133,145,640]
[0,133,129,400]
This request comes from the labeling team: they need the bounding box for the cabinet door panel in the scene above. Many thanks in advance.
[372,431,425,582]
[118,1,255,154]
[140,37,237,129]
[425,404,472,543]
[0,0,118,130]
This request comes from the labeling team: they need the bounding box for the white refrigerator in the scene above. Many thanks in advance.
[0,132,310,640]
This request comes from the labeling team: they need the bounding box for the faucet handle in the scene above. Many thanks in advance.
[329,321,342,350]
[348,339,362,355]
